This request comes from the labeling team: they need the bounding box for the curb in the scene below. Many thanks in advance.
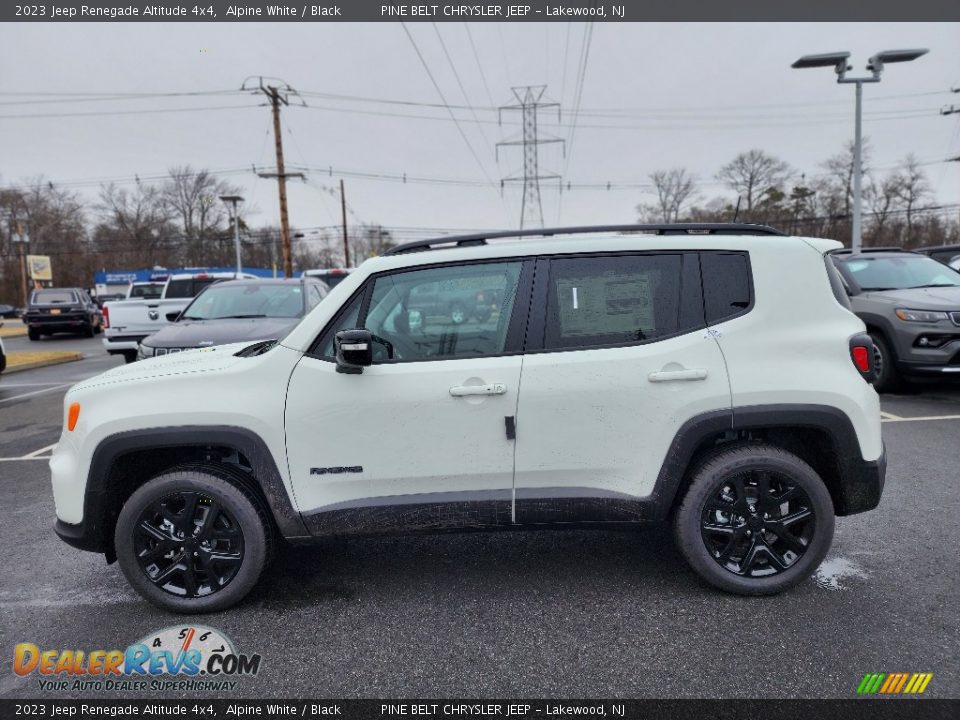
[0,328,28,339]
[3,352,84,374]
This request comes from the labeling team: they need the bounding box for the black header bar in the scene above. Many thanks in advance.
[4,0,960,22]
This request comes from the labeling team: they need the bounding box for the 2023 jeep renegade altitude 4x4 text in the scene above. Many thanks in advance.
[50,224,886,612]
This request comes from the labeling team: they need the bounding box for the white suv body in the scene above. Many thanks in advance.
[50,225,885,611]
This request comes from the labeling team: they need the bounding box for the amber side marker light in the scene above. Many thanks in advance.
[67,403,81,431]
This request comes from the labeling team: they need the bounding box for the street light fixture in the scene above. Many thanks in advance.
[792,48,928,253]
[219,195,245,274]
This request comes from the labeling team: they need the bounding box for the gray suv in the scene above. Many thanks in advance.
[830,248,960,391]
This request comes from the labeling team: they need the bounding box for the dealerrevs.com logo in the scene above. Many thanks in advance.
[13,625,261,692]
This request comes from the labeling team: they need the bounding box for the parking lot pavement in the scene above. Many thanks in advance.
[1,360,957,699]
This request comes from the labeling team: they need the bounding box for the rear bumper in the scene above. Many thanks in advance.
[102,336,148,353]
[840,442,887,515]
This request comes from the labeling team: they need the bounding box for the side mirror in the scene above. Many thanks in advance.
[166,311,182,322]
[335,329,373,374]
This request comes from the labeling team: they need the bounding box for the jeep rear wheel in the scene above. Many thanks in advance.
[115,467,272,613]
[674,444,834,595]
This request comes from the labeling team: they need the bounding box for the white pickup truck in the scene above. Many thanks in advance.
[102,272,254,363]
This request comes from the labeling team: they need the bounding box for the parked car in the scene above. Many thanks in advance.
[102,271,256,363]
[302,267,353,289]
[830,248,960,391]
[0,304,21,319]
[0,330,6,376]
[51,223,884,612]
[23,288,102,340]
[916,243,960,271]
[137,278,329,359]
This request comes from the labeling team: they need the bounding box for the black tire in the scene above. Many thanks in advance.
[122,350,138,364]
[27,327,40,341]
[869,332,902,394]
[115,466,273,613]
[674,443,835,596]
[94,320,103,335]
[83,323,95,338]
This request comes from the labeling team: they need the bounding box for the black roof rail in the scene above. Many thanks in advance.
[382,223,785,256]
[829,246,917,255]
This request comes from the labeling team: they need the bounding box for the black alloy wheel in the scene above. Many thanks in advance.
[133,490,244,598]
[115,466,271,612]
[674,444,834,595]
[700,471,814,577]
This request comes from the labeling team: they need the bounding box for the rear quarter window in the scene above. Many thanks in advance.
[701,252,752,324]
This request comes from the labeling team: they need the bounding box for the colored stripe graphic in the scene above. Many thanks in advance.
[857,672,933,694]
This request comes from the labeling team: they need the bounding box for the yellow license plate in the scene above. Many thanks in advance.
[49,308,61,315]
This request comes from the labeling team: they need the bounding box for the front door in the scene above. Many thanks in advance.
[285,259,531,535]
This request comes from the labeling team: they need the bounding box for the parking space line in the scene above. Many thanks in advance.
[880,411,903,420]
[23,443,57,458]
[882,414,960,423]
[0,383,71,404]
[0,382,69,387]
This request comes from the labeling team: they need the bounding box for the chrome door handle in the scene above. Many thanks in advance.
[449,383,507,397]
[648,369,708,382]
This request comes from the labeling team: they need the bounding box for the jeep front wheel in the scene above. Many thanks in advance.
[115,467,271,613]
[674,444,834,596]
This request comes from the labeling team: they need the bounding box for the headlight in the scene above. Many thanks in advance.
[894,308,949,323]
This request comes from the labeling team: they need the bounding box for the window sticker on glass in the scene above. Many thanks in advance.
[556,274,655,338]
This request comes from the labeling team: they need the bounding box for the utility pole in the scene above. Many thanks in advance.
[497,86,564,229]
[244,77,305,277]
[339,179,350,267]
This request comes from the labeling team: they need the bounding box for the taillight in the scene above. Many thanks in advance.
[102,306,110,328]
[852,346,870,372]
[849,334,877,383]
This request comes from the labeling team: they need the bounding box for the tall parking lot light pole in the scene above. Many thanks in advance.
[792,49,928,254]
[220,195,244,274]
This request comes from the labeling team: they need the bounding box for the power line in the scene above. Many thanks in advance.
[0,104,258,120]
[431,22,495,162]
[400,22,499,192]
[463,23,496,108]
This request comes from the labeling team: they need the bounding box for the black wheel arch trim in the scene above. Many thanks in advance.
[58,425,308,556]
[652,404,885,519]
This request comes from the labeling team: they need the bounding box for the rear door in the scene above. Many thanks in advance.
[512,251,731,522]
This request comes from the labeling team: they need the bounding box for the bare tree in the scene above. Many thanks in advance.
[96,183,172,256]
[716,149,792,213]
[161,166,241,265]
[638,168,698,223]
[864,172,903,244]
[820,139,872,221]
[892,155,931,245]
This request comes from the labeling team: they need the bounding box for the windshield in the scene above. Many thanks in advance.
[32,290,77,304]
[129,283,164,299]
[838,255,960,291]
[182,283,306,320]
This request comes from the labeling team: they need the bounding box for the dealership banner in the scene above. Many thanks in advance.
[1,699,958,719]
[4,0,960,22]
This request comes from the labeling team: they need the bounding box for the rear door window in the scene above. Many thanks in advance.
[540,254,693,351]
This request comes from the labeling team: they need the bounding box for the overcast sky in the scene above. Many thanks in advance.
[2,22,958,242]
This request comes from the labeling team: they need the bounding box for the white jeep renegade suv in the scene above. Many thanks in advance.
[50,224,885,612]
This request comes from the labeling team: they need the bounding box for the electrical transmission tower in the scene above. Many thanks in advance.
[242,76,305,277]
[497,86,564,229]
